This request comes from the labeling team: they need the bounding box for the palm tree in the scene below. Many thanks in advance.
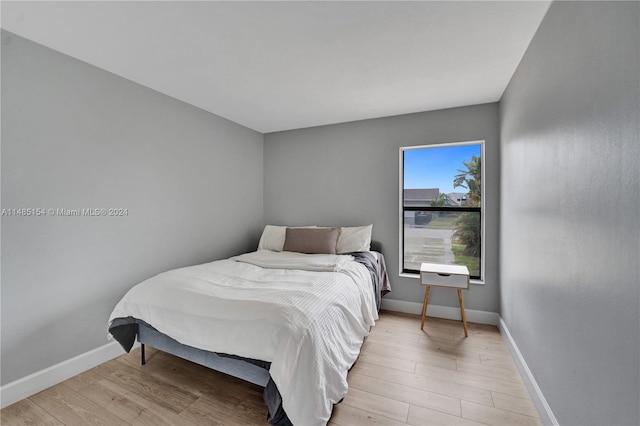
[453,155,481,258]
[453,155,481,206]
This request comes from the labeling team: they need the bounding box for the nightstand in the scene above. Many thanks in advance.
[420,262,470,337]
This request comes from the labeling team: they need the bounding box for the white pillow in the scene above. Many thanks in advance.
[257,225,287,251]
[336,224,373,253]
[257,225,317,252]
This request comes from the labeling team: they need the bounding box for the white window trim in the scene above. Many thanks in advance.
[399,140,486,284]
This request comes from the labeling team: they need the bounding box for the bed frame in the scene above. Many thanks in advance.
[138,323,270,387]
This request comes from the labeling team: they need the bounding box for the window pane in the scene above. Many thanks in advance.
[404,144,482,207]
[403,210,480,278]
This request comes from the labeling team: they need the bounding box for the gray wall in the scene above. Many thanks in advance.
[1,31,264,385]
[500,2,639,425]
[264,104,500,313]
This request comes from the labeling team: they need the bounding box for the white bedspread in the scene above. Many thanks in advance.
[109,250,378,426]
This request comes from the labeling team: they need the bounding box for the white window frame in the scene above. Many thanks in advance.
[399,140,485,284]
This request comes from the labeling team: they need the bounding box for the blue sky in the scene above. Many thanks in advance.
[404,144,481,194]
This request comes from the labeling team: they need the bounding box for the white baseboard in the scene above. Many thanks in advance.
[380,298,499,325]
[0,340,135,409]
[498,318,558,426]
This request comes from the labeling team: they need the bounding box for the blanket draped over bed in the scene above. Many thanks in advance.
[108,250,385,426]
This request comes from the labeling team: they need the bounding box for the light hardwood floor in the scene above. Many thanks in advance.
[1,311,541,425]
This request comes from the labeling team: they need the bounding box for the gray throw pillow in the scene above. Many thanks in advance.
[283,227,340,254]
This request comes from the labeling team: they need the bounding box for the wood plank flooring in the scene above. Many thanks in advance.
[1,311,541,425]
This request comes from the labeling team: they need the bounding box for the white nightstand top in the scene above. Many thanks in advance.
[420,262,469,276]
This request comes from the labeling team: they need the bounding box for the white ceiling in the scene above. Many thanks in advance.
[1,1,551,133]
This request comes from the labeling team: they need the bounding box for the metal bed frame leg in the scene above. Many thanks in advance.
[141,343,146,365]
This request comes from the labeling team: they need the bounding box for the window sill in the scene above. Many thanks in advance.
[399,272,485,285]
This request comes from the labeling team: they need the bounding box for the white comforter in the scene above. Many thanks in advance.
[109,250,378,426]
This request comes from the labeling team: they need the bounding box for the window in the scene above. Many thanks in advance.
[400,141,483,280]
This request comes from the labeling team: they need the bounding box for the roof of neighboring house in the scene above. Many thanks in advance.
[403,188,440,201]
[446,192,470,206]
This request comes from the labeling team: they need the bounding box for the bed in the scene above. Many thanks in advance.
[108,225,390,426]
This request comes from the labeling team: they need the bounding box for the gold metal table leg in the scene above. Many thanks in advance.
[420,286,431,330]
[457,289,468,337]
